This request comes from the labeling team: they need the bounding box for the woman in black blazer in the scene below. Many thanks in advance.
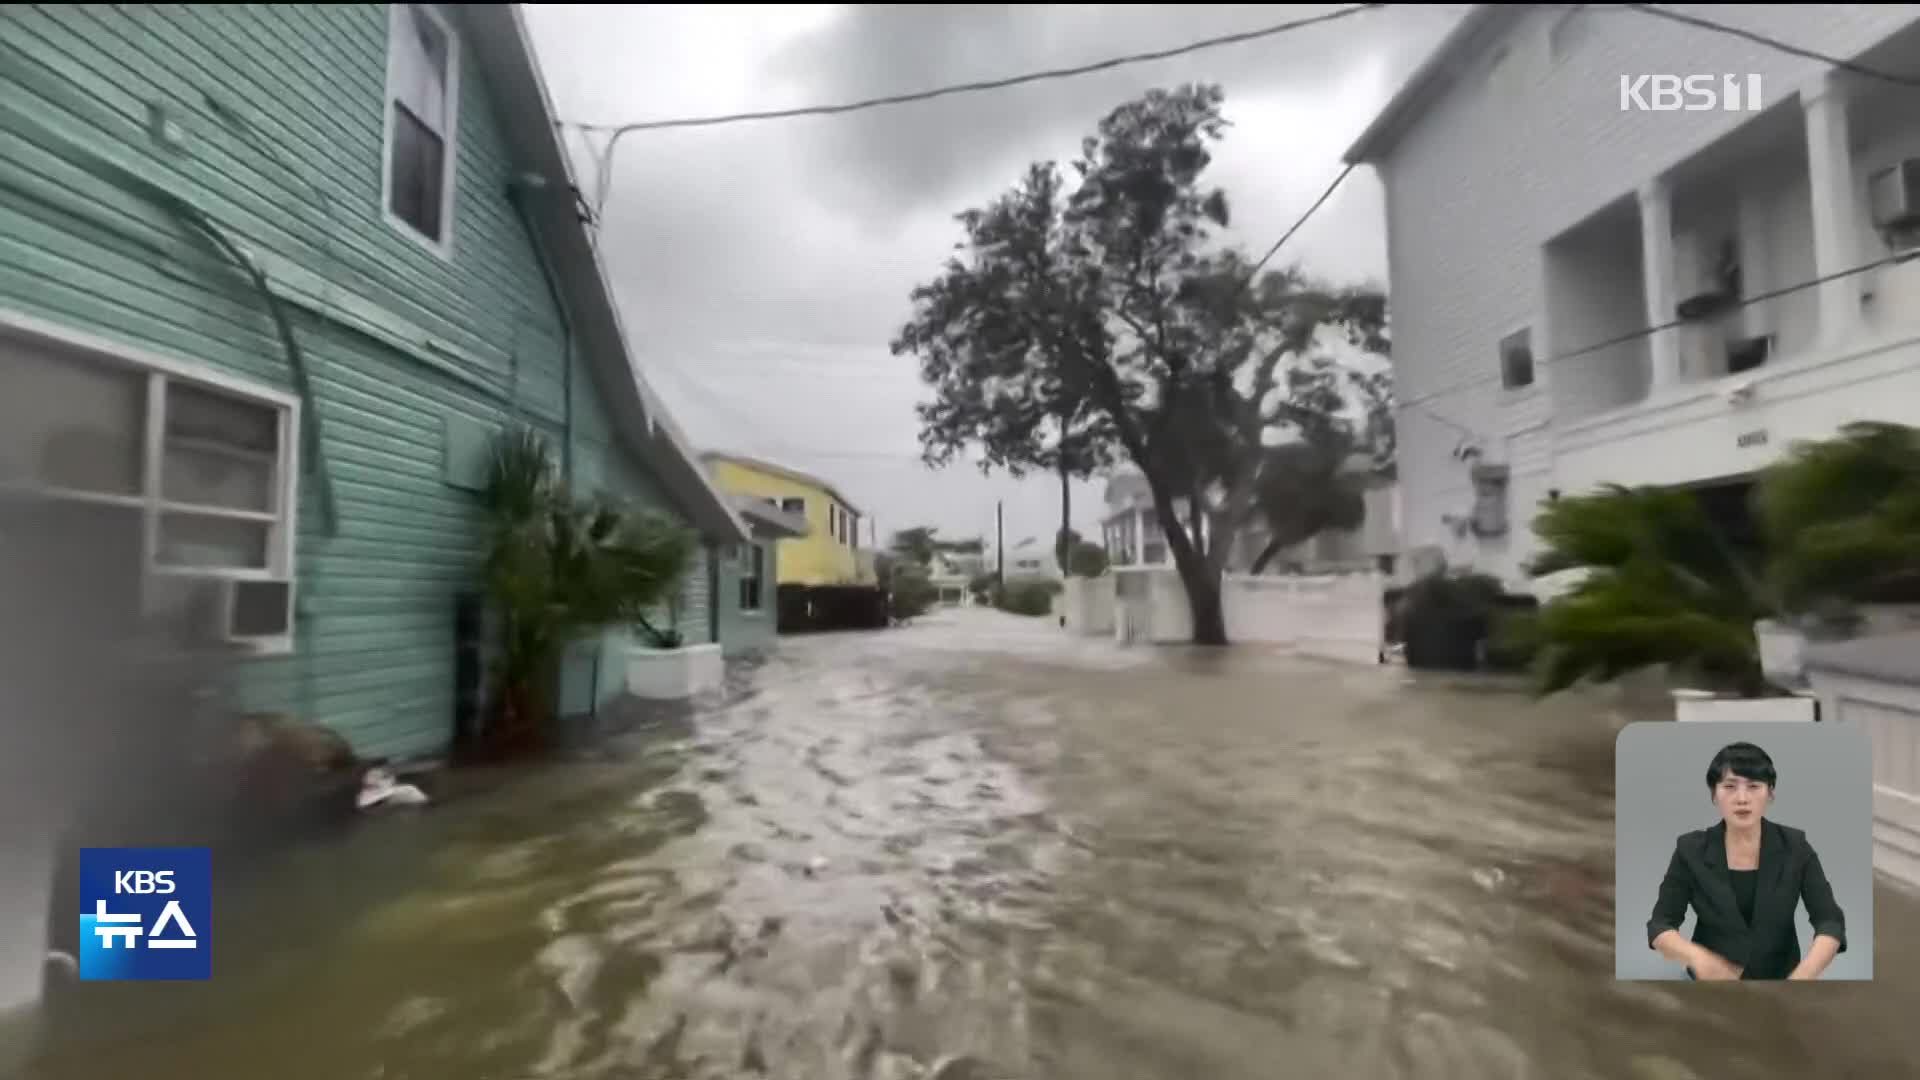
[1646,742,1848,980]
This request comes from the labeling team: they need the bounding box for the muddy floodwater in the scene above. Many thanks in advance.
[15,609,1920,1079]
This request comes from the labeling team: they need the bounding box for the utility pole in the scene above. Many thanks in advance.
[996,499,1005,584]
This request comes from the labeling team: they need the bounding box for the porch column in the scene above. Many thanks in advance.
[1802,70,1863,346]
[1638,176,1682,392]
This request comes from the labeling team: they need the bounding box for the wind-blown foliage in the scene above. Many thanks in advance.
[481,428,694,750]
[895,84,1390,643]
[1759,421,1920,612]
[1522,485,1774,696]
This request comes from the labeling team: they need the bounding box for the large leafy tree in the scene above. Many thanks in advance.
[896,84,1388,643]
[900,162,1114,576]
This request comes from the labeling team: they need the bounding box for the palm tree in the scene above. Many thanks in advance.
[1760,421,1920,616]
[1523,485,1775,696]
[480,428,693,751]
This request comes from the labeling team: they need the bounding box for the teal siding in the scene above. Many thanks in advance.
[0,5,697,759]
[717,540,779,657]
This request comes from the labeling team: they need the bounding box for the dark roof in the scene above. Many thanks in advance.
[1342,6,1518,165]
[700,451,865,516]
[458,8,747,543]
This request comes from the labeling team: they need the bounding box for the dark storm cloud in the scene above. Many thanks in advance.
[769,4,1453,219]
[524,5,1459,540]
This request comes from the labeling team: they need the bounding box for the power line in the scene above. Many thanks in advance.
[1384,6,1920,437]
[567,4,1385,217]
[1392,248,1910,439]
[1247,162,1359,280]
[1623,5,1920,89]
[566,5,1384,136]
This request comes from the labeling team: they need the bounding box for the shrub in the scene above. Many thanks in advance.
[481,428,694,750]
[995,578,1062,617]
[1394,571,1508,671]
[889,564,939,620]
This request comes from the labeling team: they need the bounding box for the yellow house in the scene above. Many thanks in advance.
[702,452,870,585]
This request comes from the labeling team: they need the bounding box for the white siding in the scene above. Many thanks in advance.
[1378,6,1920,585]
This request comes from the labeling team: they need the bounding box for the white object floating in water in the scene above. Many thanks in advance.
[1470,866,1506,892]
[357,767,429,810]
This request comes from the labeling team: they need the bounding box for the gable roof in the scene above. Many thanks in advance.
[458,8,747,543]
[1342,5,1519,165]
[731,494,810,539]
[700,451,865,516]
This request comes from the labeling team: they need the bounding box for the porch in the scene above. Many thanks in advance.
[1546,32,1920,495]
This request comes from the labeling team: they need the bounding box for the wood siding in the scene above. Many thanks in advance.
[0,5,695,759]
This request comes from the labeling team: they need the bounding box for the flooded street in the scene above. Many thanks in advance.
[18,609,1920,1079]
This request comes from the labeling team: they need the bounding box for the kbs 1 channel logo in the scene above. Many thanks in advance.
[78,848,212,981]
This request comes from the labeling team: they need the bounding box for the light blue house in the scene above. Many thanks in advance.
[0,5,756,761]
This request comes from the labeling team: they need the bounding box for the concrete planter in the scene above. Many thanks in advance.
[1754,618,1809,687]
[1672,688,1816,722]
[625,643,723,701]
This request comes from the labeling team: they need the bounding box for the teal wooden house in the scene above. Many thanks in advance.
[0,5,772,760]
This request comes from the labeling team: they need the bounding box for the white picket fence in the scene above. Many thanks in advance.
[1070,568,1385,664]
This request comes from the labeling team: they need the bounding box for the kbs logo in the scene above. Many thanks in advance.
[1620,74,1763,112]
[78,848,211,981]
[115,870,176,894]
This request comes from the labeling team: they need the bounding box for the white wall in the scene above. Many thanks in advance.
[1105,568,1385,663]
[1379,5,1920,584]
[1061,576,1115,636]
[1112,568,1192,644]
[1224,572,1386,664]
[1809,667,1920,892]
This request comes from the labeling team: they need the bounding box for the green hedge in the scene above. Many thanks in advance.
[994,578,1062,617]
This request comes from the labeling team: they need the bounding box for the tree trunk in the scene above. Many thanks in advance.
[1180,558,1228,645]
[1145,487,1228,646]
[1057,457,1072,574]
[1248,536,1285,576]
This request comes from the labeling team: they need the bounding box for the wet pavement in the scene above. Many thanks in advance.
[15,608,1920,1079]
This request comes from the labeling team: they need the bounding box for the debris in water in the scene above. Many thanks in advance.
[1470,866,1506,892]
[357,767,428,810]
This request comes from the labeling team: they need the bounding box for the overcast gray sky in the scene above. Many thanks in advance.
[525,4,1459,551]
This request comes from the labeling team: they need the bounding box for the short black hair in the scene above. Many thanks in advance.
[1706,742,1777,792]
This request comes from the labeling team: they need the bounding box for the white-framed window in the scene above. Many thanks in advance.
[382,2,461,254]
[1498,326,1536,390]
[738,543,764,612]
[0,312,301,647]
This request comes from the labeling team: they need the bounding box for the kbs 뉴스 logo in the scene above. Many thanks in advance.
[78,847,211,981]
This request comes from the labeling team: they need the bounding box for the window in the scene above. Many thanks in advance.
[781,496,804,516]
[1,321,299,580]
[1499,327,1535,390]
[1142,539,1168,565]
[738,543,764,611]
[383,3,459,251]
[829,504,840,542]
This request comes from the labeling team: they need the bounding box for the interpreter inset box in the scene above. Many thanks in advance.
[1615,722,1873,981]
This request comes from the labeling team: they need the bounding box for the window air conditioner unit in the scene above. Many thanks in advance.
[1674,232,1740,322]
[1869,159,1920,231]
[215,577,294,644]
